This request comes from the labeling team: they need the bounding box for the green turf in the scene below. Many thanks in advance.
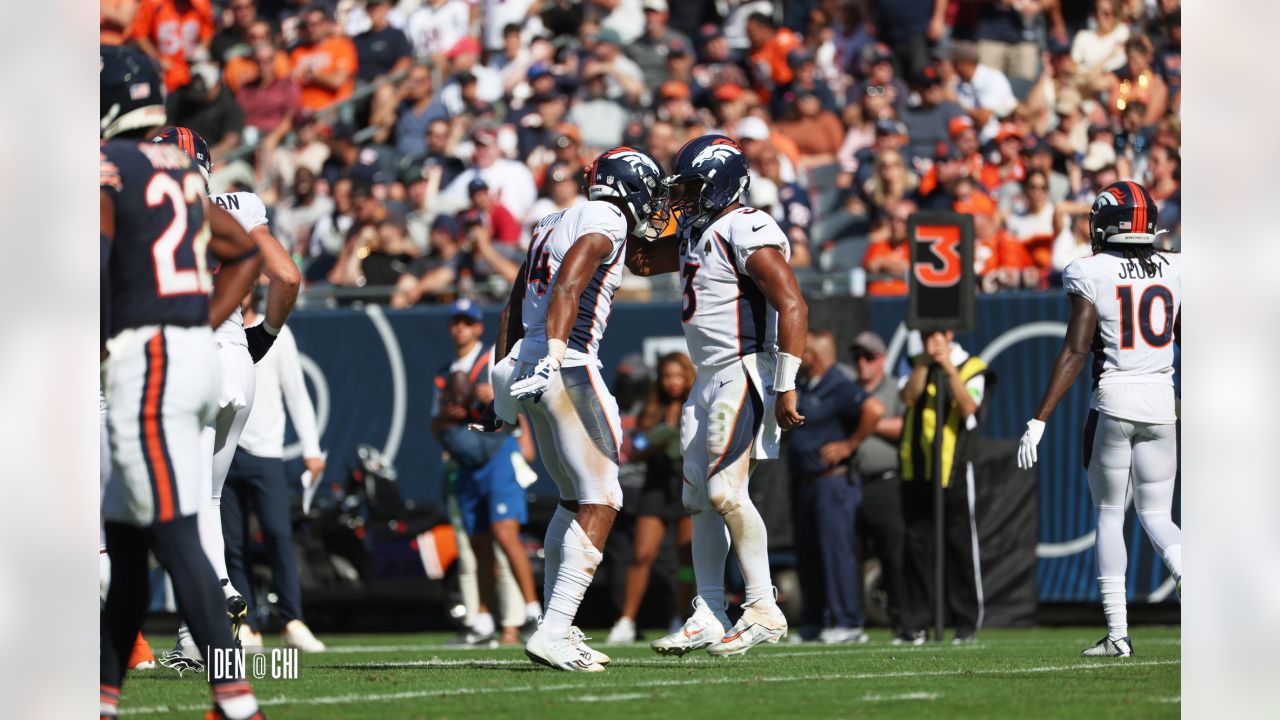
[119,627,1180,718]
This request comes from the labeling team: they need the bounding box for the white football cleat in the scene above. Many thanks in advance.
[570,626,610,665]
[607,616,636,643]
[651,596,727,657]
[707,601,788,657]
[819,626,869,645]
[525,628,605,672]
[1081,635,1134,658]
[281,620,326,652]
[238,625,264,652]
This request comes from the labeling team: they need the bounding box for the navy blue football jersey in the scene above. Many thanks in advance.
[101,139,212,336]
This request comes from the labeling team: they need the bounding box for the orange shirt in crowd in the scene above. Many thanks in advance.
[131,0,215,91]
[290,36,358,112]
[223,51,293,94]
[775,113,845,157]
[862,240,910,296]
[751,28,801,87]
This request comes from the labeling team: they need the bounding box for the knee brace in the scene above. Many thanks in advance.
[707,461,749,515]
[706,397,739,459]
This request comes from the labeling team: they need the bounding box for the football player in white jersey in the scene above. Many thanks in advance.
[153,128,302,664]
[489,146,667,671]
[1017,181,1181,658]
[626,135,809,657]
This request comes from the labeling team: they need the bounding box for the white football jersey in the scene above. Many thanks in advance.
[679,207,790,367]
[1063,249,1181,423]
[210,191,269,347]
[519,201,628,368]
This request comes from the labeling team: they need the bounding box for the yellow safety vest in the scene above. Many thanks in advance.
[900,356,988,488]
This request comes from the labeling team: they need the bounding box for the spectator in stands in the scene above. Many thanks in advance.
[439,125,538,226]
[862,0,947,80]
[736,115,800,184]
[1071,0,1129,80]
[101,0,138,45]
[1004,169,1062,274]
[606,351,697,643]
[132,0,215,92]
[222,20,290,94]
[655,81,698,127]
[849,331,909,642]
[403,117,466,191]
[1114,102,1155,180]
[390,210,519,306]
[900,63,966,166]
[355,0,413,83]
[862,198,914,297]
[528,162,586,228]
[271,115,331,197]
[1008,136,1070,207]
[1104,34,1167,126]
[1146,142,1180,248]
[210,0,259,64]
[915,141,968,212]
[442,36,505,107]
[980,123,1027,192]
[1051,212,1094,277]
[745,11,802,97]
[291,5,358,112]
[861,148,918,211]
[948,41,1018,145]
[274,167,332,263]
[236,41,301,188]
[167,60,245,161]
[392,64,446,155]
[845,118,907,195]
[972,0,1042,83]
[772,48,838,119]
[407,0,471,65]
[629,0,693,94]
[586,28,646,107]
[466,178,522,247]
[789,330,882,643]
[1154,7,1180,113]
[568,66,630,150]
[516,92,569,165]
[846,44,906,119]
[756,146,814,269]
[691,26,751,97]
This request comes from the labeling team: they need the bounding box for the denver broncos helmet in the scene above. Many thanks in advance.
[152,127,213,181]
[100,45,166,140]
[584,146,667,239]
[664,134,751,233]
[1090,181,1159,251]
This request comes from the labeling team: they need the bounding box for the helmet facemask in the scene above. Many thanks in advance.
[666,176,712,233]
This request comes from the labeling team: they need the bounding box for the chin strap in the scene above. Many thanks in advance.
[772,352,801,393]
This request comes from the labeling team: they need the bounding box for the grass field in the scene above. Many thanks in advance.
[119,627,1180,718]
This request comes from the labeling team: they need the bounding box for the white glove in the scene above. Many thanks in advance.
[510,340,565,403]
[1017,419,1045,470]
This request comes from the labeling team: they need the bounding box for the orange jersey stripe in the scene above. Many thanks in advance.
[143,332,175,522]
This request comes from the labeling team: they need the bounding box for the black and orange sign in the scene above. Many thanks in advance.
[907,212,975,333]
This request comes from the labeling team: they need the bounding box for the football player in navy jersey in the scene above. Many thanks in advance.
[99,45,266,720]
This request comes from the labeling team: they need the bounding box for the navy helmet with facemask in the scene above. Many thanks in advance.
[584,147,667,239]
[663,134,751,233]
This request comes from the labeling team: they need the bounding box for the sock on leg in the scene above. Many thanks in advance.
[541,520,601,636]
[472,612,495,636]
[722,500,774,607]
[525,601,541,623]
[1098,576,1128,641]
[691,510,730,626]
[541,505,575,615]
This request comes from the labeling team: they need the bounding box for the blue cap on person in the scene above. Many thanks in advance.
[449,298,484,323]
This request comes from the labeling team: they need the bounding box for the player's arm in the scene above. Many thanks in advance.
[495,261,527,360]
[746,246,809,429]
[207,204,263,328]
[1018,293,1097,468]
[244,224,302,362]
[509,233,614,400]
[624,235,680,276]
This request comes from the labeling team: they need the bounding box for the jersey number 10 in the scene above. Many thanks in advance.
[1115,284,1174,349]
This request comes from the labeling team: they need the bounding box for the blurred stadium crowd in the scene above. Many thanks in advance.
[101,0,1181,303]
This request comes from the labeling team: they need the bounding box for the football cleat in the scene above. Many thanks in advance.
[1081,635,1134,658]
[524,628,605,672]
[819,627,869,645]
[444,627,499,649]
[281,620,326,652]
[607,616,637,643]
[570,626,610,666]
[128,632,157,670]
[706,601,788,657]
[891,630,927,646]
[651,596,727,657]
[238,625,264,652]
[205,706,266,719]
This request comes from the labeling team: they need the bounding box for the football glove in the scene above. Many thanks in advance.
[1017,419,1045,469]
[510,339,566,402]
[245,324,278,363]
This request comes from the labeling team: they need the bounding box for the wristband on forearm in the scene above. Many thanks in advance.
[773,352,801,393]
[547,338,566,367]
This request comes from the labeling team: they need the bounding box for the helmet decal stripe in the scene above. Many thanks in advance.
[1126,181,1146,232]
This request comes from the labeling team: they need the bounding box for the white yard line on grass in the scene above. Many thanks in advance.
[125,659,1180,715]
[569,693,651,703]
[862,692,940,702]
